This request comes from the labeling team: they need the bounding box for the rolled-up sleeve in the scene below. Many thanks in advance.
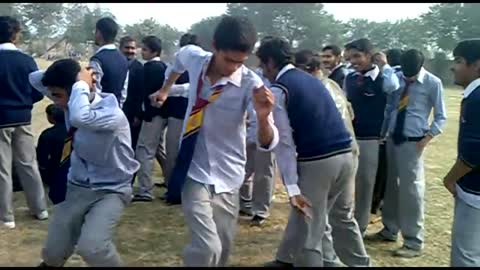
[171,45,210,75]
[270,86,300,197]
[381,64,400,94]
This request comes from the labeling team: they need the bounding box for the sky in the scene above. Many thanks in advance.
[92,3,436,32]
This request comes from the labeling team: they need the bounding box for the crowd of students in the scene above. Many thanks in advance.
[0,13,479,267]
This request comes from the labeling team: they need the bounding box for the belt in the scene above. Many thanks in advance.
[405,136,425,142]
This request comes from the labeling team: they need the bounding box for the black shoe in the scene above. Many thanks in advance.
[159,193,167,201]
[239,209,253,220]
[250,215,266,227]
[263,260,293,267]
[38,262,61,267]
[131,195,153,202]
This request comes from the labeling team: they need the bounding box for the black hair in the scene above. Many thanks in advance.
[45,104,65,123]
[256,37,293,69]
[345,38,374,54]
[142,35,162,56]
[294,49,321,73]
[213,15,257,53]
[0,16,21,43]
[41,58,81,95]
[453,39,480,65]
[322,45,342,57]
[400,49,425,77]
[119,36,136,48]
[96,17,118,43]
[179,33,199,47]
[386,48,403,66]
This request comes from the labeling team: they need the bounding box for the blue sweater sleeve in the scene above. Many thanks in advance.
[459,97,480,168]
[28,58,43,104]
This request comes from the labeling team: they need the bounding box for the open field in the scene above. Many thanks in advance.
[0,59,462,266]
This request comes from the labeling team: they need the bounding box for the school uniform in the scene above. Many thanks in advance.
[30,75,140,267]
[122,58,145,151]
[134,57,168,200]
[89,44,129,107]
[0,43,47,225]
[271,64,368,267]
[167,45,279,266]
[328,64,349,89]
[380,67,447,251]
[344,64,400,236]
[451,78,480,266]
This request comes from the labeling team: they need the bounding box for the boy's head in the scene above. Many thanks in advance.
[120,36,137,61]
[345,38,374,72]
[294,49,322,75]
[400,49,424,79]
[256,37,293,82]
[452,39,480,88]
[40,59,82,109]
[179,33,199,48]
[95,17,118,46]
[386,48,403,67]
[0,16,21,44]
[45,104,65,125]
[212,15,257,77]
[321,45,342,70]
[141,35,162,61]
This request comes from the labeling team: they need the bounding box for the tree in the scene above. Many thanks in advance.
[0,3,19,16]
[420,3,463,51]
[188,16,223,52]
[18,3,65,38]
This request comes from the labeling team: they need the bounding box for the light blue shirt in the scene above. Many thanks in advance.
[381,67,447,138]
[28,74,140,195]
[171,45,279,194]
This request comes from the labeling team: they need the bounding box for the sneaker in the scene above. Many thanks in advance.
[263,260,293,267]
[364,231,397,242]
[131,195,153,202]
[392,246,422,258]
[35,210,49,220]
[2,221,15,229]
[250,215,266,227]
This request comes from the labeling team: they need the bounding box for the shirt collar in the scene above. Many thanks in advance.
[331,63,344,72]
[464,78,480,99]
[0,42,18,51]
[96,43,116,53]
[202,55,243,88]
[362,65,380,80]
[147,56,161,62]
[276,63,296,81]
[401,67,426,84]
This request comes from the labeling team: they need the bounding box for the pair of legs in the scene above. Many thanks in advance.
[375,139,425,252]
[41,183,130,267]
[240,143,276,219]
[181,178,239,267]
[274,152,369,266]
[0,125,47,225]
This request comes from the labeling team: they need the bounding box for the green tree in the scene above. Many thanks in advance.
[18,3,65,38]
[188,16,223,52]
[420,3,463,51]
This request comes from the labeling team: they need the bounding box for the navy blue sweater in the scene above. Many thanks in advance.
[122,59,144,122]
[345,72,387,139]
[0,50,42,128]
[161,71,189,120]
[457,86,480,195]
[275,68,352,161]
[143,60,167,121]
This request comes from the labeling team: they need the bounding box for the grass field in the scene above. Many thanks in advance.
[0,60,463,266]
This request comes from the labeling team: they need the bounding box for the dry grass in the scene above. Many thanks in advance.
[0,59,462,266]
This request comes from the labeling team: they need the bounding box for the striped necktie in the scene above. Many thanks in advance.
[60,127,77,164]
[165,72,225,204]
[392,79,412,145]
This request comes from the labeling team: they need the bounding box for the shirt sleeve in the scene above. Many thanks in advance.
[89,59,103,93]
[270,85,301,197]
[381,64,400,94]
[171,45,210,75]
[380,92,397,138]
[119,70,129,108]
[165,64,190,97]
[428,79,447,137]
[68,81,123,131]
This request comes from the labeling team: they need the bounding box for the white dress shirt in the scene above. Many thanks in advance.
[171,45,279,194]
[89,43,129,108]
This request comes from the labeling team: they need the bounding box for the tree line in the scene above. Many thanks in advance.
[2,3,477,84]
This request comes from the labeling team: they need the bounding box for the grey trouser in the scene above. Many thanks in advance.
[135,116,167,198]
[380,138,425,250]
[0,125,47,222]
[181,177,239,267]
[275,152,369,267]
[451,196,480,267]
[354,139,380,235]
[42,183,131,267]
[322,153,369,267]
[240,143,276,218]
[164,117,183,185]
